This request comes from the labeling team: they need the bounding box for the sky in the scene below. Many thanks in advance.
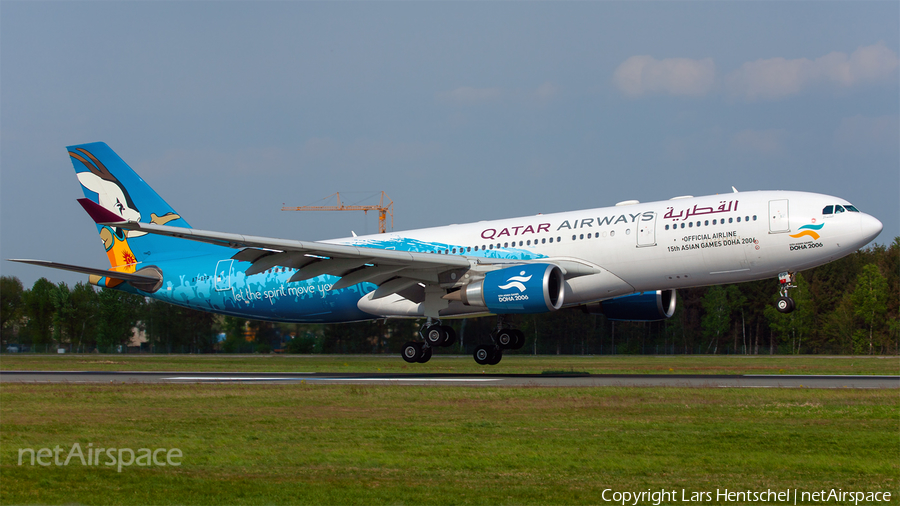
[2,2,898,288]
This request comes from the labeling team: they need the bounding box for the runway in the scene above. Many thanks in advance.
[2,371,897,388]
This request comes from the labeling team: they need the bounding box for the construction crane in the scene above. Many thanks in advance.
[282,191,394,234]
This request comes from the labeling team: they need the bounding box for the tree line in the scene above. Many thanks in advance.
[1,238,896,355]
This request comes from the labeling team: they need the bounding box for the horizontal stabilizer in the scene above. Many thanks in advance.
[8,259,160,283]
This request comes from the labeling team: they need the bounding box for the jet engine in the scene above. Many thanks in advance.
[583,289,676,321]
[461,263,564,314]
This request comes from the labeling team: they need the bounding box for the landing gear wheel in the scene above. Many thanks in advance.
[417,345,432,363]
[423,325,447,347]
[488,348,503,365]
[496,329,515,349]
[776,297,795,314]
[511,329,525,350]
[474,345,494,365]
[443,326,457,347]
[401,341,423,363]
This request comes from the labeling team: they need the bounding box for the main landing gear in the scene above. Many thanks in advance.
[473,318,525,366]
[776,271,796,314]
[401,319,456,364]
[400,317,526,366]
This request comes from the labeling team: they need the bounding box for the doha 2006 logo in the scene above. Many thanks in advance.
[496,271,532,303]
[498,271,532,293]
[789,223,824,251]
[790,223,824,241]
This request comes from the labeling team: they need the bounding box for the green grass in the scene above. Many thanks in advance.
[1,353,898,375]
[1,384,897,505]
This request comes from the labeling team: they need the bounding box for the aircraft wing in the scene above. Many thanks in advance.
[79,198,473,295]
[77,198,601,300]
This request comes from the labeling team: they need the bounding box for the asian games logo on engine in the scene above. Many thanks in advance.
[497,271,531,303]
[788,222,824,251]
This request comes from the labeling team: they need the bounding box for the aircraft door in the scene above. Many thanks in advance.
[636,213,657,247]
[768,199,790,233]
[215,260,233,291]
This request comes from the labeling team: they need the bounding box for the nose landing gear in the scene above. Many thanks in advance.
[776,271,796,314]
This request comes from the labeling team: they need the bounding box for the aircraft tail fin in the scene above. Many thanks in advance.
[67,142,224,270]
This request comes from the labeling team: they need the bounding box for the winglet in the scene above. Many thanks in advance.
[77,198,128,224]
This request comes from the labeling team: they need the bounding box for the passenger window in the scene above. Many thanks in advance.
[823,205,833,215]
[542,238,546,244]
[834,205,845,214]
[504,242,508,248]
[665,225,670,230]
[467,247,471,252]
[712,219,717,225]
[557,236,561,242]
[680,223,685,229]
[526,240,531,246]
[753,215,757,220]
[549,237,554,243]
[610,231,615,237]
[580,234,584,239]
[572,235,576,241]
[489,244,493,250]
[688,222,693,228]
[704,220,709,226]
[737,217,741,222]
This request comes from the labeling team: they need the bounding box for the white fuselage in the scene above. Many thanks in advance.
[338,190,882,315]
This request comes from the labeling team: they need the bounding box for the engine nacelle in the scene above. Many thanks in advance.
[584,289,676,321]
[461,263,564,314]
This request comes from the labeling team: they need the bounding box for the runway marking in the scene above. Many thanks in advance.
[166,377,312,381]
[310,378,503,382]
[164,376,502,382]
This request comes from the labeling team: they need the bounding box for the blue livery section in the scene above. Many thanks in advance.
[112,254,376,323]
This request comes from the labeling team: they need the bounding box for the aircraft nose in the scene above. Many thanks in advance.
[860,213,883,241]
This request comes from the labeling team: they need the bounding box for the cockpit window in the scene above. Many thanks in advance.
[834,205,845,214]
[845,205,860,212]
[823,205,833,215]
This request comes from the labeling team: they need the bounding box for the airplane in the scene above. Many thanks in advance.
[11,142,883,365]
